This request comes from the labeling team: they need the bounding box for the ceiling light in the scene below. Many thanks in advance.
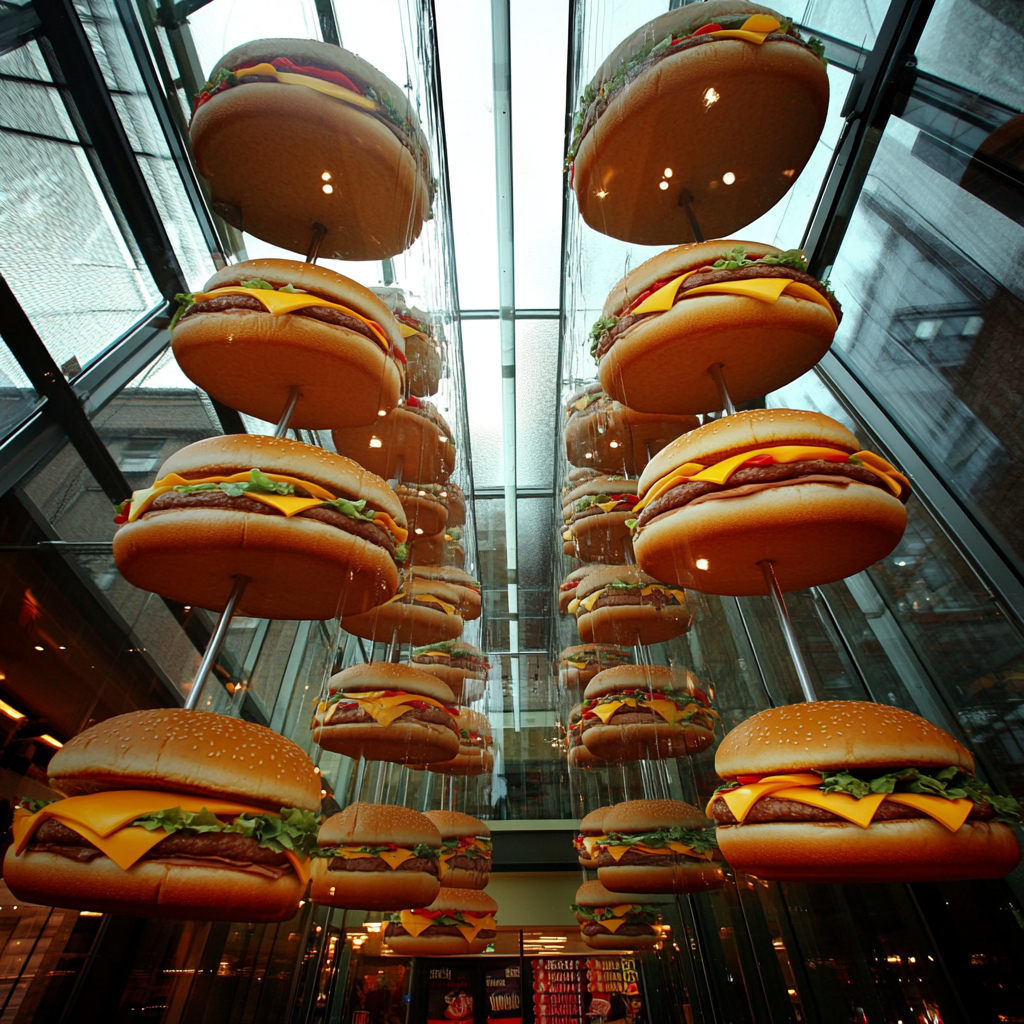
[39,734,63,749]
[322,184,334,194]
[415,528,424,535]
[0,699,26,721]
[782,168,796,178]
[378,409,387,416]
[364,922,382,932]
[417,490,426,496]
[722,171,736,185]
[440,491,448,498]
[695,558,710,570]
[33,645,44,652]
[703,87,720,107]
[595,189,608,198]
[659,181,669,190]
[609,441,619,448]
[584,452,592,460]
[58,646,66,650]
[369,438,383,448]
[321,171,332,181]
[438,436,448,443]
[663,168,673,178]
[313,767,320,774]
[79,910,103,917]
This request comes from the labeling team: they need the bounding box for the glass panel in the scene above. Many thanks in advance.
[793,0,891,50]
[0,340,39,438]
[515,318,559,488]
[462,318,504,487]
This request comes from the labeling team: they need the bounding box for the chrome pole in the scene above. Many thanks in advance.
[274,387,300,438]
[759,560,818,702]
[304,221,327,263]
[184,574,250,709]
[708,363,736,416]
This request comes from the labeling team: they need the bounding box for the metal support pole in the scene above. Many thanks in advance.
[185,574,250,709]
[385,626,401,664]
[679,190,706,243]
[759,560,818,702]
[305,222,328,264]
[274,387,300,438]
[708,363,736,416]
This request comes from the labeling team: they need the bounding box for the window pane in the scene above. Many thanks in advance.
[793,0,891,50]
[462,318,504,487]
[515,319,559,488]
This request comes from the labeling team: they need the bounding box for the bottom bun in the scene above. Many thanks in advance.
[430,750,494,776]
[2,849,304,921]
[578,603,693,645]
[569,744,618,769]
[569,514,631,564]
[440,867,490,890]
[716,818,1021,884]
[581,929,659,951]
[313,720,459,764]
[341,601,463,645]
[582,721,714,761]
[412,662,487,699]
[386,932,492,956]
[598,860,725,895]
[309,860,440,910]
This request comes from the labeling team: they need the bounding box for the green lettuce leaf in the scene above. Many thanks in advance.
[712,246,808,272]
[602,824,718,855]
[173,468,295,499]
[169,293,194,331]
[589,316,619,359]
[394,542,410,563]
[17,796,58,813]
[239,278,274,290]
[571,903,660,924]
[320,496,375,522]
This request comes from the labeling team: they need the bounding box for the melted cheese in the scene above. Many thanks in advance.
[597,916,628,934]
[635,447,905,512]
[332,846,422,870]
[396,910,495,943]
[11,791,309,879]
[371,511,409,544]
[713,774,825,821]
[583,697,697,726]
[398,910,436,938]
[771,787,887,828]
[330,690,452,728]
[567,597,580,614]
[191,286,390,351]
[456,915,496,944]
[601,841,712,862]
[234,63,380,111]
[414,595,457,615]
[640,584,688,605]
[581,835,607,856]
[397,322,427,341]
[885,793,972,833]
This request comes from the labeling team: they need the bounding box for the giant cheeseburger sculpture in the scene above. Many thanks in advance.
[112,434,407,620]
[190,38,432,260]
[631,409,911,595]
[5,710,323,920]
[710,701,1021,883]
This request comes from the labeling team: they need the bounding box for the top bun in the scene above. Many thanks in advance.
[638,409,861,495]
[562,567,600,587]
[715,701,975,778]
[328,663,455,704]
[209,38,428,166]
[158,434,405,525]
[48,709,321,811]
[575,879,654,907]
[563,475,638,507]
[579,807,608,832]
[584,665,702,701]
[603,799,711,833]
[201,259,405,353]
[411,566,479,588]
[602,239,784,318]
[576,565,661,599]
[423,810,491,839]
[421,887,498,914]
[318,802,442,848]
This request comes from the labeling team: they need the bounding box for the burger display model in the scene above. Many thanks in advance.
[409,640,491,702]
[311,802,442,910]
[444,482,467,527]
[564,385,699,476]
[568,2,828,245]
[562,475,639,563]
[333,397,455,484]
[579,666,719,761]
[4,710,322,921]
[371,289,443,397]
[710,701,1022,884]
[559,644,635,689]
[340,572,464,644]
[190,39,431,260]
[311,663,460,764]
[405,567,481,620]
[385,887,498,956]
[592,242,840,415]
[572,880,663,950]
[444,526,466,569]
[594,799,724,894]
[395,482,449,537]
[408,527,446,565]
[559,567,599,615]
[424,810,492,889]
[417,709,494,776]
[570,566,693,646]
[575,808,608,868]
[631,409,912,595]
[170,259,404,429]
[112,434,407,620]
[567,711,616,769]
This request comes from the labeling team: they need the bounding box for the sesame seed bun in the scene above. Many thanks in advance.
[558,643,633,687]
[574,878,652,908]
[48,709,321,811]
[423,810,490,840]
[326,663,456,704]
[714,701,975,778]
[340,577,465,645]
[574,566,693,646]
[318,802,442,848]
[579,807,608,834]
[583,664,703,700]
[191,39,430,260]
[574,4,827,244]
[603,799,711,833]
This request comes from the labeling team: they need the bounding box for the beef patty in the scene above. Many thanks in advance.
[327,855,438,874]
[385,923,496,939]
[582,920,654,937]
[583,589,684,612]
[595,847,703,868]
[710,794,996,825]
[321,702,456,730]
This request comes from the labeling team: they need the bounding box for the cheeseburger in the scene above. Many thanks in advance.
[170,259,404,429]
[559,567,599,615]
[559,644,634,688]
[424,811,492,889]
[407,567,481,620]
[569,3,827,244]
[409,640,491,701]
[341,572,464,645]
[562,475,639,563]
[4,710,322,921]
[567,704,618,769]
[395,481,449,537]
[575,807,609,868]
[445,482,467,527]
[595,799,724,894]
[421,709,494,776]
[311,803,442,910]
[371,288,442,397]
[444,526,466,569]
[594,242,840,415]
[632,409,911,595]
[385,888,498,956]
[572,880,663,950]
[564,385,699,476]
[579,666,719,761]
[570,566,692,646]
[312,663,459,764]
[710,701,1021,884]
[191,39,431,260]
[112,434,407,620]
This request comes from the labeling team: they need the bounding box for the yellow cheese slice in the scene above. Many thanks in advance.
[379,848,419,870]
[714,774,825,821]
[372,512,409,544]
[578,590,605,613]
[632,464,707,511]
[703,28,772,44]
[567,597,580,614]
[456,915,496,944]
[639,585,687,605]
[581,835,607,855]
[235,63,380,111]
[680,278,836,324]
[331,690,452,728]
[335,848,376,860]
[741,14,781,31]
[397,322,427,341]
[884,794,972,833]
[416,652,451,660]
[630,270,699,315]
[398,910,435,938]
[691,447,856,487]
[245,493,329,517]
[771,787,887,828]
[596,500,624,512]
[191,286,391,351]
[604,846,633,862]
[610,904,637,917]
[598,917,628,933]
[414,595,457,615]
[667,841,714,861]
[587,701,627,724]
